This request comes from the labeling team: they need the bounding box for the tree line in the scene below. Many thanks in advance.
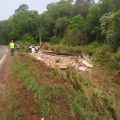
[0,0,120,51]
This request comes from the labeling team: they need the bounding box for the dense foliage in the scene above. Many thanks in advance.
[0,0,120,50]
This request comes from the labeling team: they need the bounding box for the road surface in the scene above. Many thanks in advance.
[0,45,8,70]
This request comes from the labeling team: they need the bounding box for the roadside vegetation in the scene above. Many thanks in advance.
[0,0,120,119]
[12,53,120,119]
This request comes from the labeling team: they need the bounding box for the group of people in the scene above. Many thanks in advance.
[9,40,20,56]
[9,40,40,56]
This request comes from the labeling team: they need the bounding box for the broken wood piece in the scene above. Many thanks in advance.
[82,60,93,68]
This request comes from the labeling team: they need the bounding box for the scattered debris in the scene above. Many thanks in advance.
[30,45,93,72]
[79,66,87,72]
[41,118,45,120]
[40,42,52,51]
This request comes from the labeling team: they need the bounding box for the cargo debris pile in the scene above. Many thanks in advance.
[30,43,93,72]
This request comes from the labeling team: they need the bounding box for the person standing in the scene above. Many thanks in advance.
[16,42,20,51]
[9,40,15,56]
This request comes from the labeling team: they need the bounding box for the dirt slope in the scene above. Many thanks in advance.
[0,55,42,120]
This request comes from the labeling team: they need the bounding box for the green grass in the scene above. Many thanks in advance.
[12,54,120,120]
[49,41,100,55]
[13,57,55,116]
[0,75,23,120]
[53,67,120,120]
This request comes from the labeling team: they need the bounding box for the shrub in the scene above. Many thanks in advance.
[50,36,62,45]
[80,42,100,56]
[0,39,8,45]
[114,49,120,69]
[93,44,120,70]
[93,44,112,63]
[20,34,37,51]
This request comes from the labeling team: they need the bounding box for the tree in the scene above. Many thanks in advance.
[75,0,95,4]
[85,4,101,42]
[15,4,28,12]
[100,10,120,51]
[99,0,115,15]
[114,0,120,11]
[0,20,12,44]
[10,7,40,41]
[55,17,69,37]
[100,12,112,43]
[67,15,86,45]
[39,13,55,41]
[73,0,94,17]
[107,10,120,51]
[47,0,72,19]
[39,0,73,41]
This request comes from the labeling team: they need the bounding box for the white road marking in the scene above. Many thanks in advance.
[0,55,7,65]
[0,47,8,65]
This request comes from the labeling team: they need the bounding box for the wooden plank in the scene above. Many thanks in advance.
[42,50,81,56]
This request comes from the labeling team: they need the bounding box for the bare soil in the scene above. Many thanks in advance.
[0,55,42,120]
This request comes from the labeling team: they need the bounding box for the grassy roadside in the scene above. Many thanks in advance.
[53,67,120,120]
[0,71,23,120]
[12,53,120,120]
[7,79,23,120]
[13,56,54,116]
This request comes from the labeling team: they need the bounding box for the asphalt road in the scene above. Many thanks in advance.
[0,45,8,70]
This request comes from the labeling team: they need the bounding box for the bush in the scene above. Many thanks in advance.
[20,34,37,51]
[0,39,8,45]
[114,49,120,69]
[93,44,112,63]
[50,36,62,45]
[62,30,86,46]
[93,44,120,70]
[61,30,76,45]
[80,42,100,56]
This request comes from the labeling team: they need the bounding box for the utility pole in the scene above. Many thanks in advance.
[39,28,42,48]
[39,16,44,48]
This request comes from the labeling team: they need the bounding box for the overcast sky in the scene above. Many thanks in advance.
[0,0,98,21]
[0,0,60,20]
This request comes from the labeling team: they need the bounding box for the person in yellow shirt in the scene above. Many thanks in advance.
[9,40,15,56]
